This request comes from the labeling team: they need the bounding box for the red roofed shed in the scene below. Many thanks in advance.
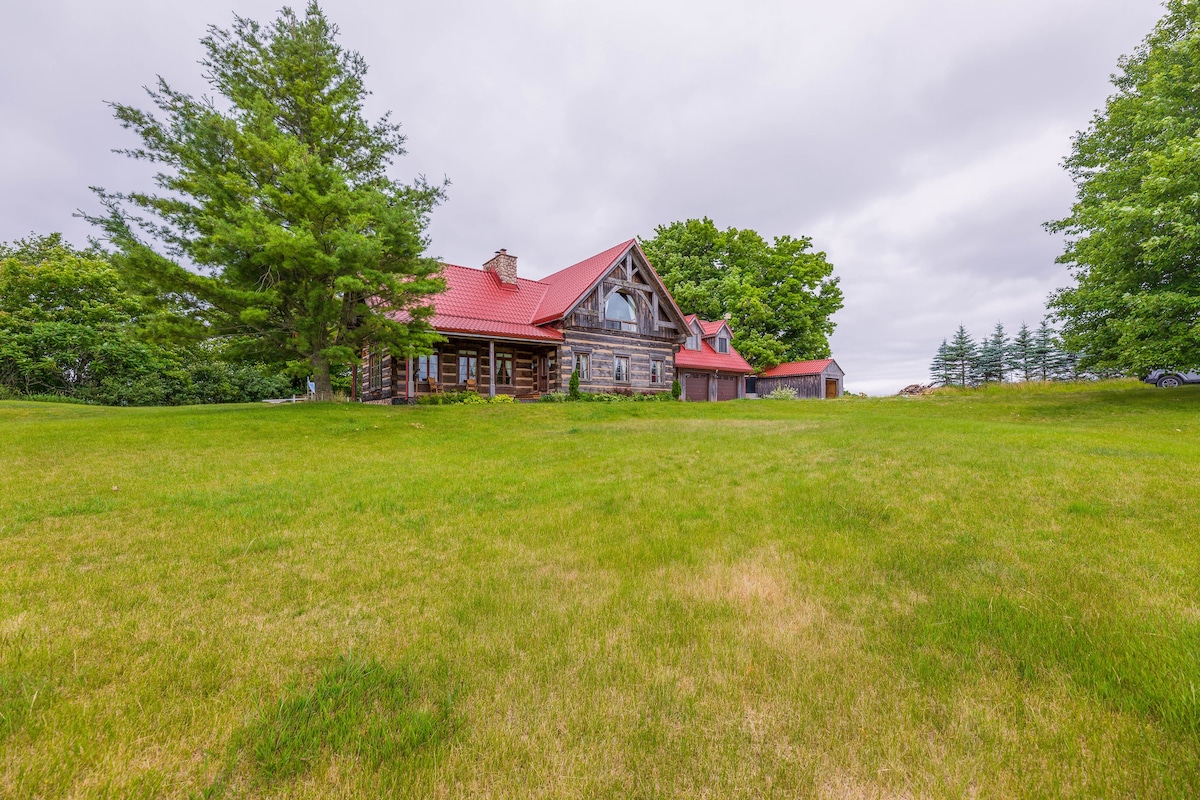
[757,359,845,399]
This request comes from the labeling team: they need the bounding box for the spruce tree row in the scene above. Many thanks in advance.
[930,319,1078,387]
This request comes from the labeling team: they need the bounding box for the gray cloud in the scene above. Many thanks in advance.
[0,0,1164,393]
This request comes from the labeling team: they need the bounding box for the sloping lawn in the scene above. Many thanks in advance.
[2,382,1199,798]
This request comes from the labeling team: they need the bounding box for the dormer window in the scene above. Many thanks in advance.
[605,292,637,333]
[717,337,729,354]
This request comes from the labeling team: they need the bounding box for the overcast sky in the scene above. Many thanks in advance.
[0,0,1164,393]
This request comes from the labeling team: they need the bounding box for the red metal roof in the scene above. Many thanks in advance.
[674,321,753,373]
[414,263,561,342]
[532,239,635,325]
[698,319,730,337]
[391,239,684,344]
[759,359,836,378]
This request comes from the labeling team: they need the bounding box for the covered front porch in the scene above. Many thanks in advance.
[360,335,561,403]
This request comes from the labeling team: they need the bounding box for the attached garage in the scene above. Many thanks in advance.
[682,370,745,402]
[716,374,738,401]
[675,316,755,401]
[684,372,710,402]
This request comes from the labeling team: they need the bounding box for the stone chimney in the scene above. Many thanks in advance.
[483,249,518,285]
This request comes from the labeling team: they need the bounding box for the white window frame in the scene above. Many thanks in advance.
[614,355,631,383]
[417,354,438,382]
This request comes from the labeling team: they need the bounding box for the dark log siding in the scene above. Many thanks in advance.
[360,347,402,403]
[361,337,561,401]
[358,249,692,401]
[559,328,676,394]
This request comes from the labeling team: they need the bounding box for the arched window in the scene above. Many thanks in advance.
[605,292,637,332]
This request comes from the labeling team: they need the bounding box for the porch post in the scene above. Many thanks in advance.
[488,340,496,398]
[407,356,414,400]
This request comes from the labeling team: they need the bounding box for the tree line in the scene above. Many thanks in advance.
[0,235,295,404]
[929,319,1082,387]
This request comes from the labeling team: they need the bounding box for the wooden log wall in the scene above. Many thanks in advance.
[407,337,560,398]
[559,328,676,394]
[757,374,824,399]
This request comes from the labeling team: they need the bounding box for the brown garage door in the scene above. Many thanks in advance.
[685,372,709,402]
[716,374,738,401]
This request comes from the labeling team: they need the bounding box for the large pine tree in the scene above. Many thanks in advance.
[86,3,445,399]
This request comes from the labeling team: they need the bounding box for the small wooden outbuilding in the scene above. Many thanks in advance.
[757,359,845,399]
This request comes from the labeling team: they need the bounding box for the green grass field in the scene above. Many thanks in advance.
[2,382,1199,798]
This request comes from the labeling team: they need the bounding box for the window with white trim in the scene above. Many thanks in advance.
[574,352,590,380]
[458,349,478,383]
[717,337,729,354]
[605,292,638,332]
[417,354,438,381]
[495,351,513,385]
[614,355,630,383]
[650,360,664,384]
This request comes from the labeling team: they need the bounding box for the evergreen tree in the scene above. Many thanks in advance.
[945,325,978,387]
[86,4,445,400]
[1010,322,1035,382]
[977,322,1010,383]
[929,339,954,386]
[1033,318,1063,381]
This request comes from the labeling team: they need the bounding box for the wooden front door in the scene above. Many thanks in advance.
[685,373,709,402]
[535,355,550,394]
[825,378,838,398]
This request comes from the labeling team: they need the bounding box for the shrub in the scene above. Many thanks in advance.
[671,379,681,400]
[539,392,569,403]
[577,391,674,403]
[417,391,514,406]
[417,391,466,406]
[21,393,88,404]
[568,369,581,401]
[766,387,799,400]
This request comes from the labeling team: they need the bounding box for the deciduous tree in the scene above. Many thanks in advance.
[0,234,291,404]
[1048,0,1200,374]
[640,218,843,369]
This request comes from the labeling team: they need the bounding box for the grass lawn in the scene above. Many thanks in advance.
[2,381,1199,798]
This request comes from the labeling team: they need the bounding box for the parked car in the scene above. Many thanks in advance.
[1144,369,1200,388]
